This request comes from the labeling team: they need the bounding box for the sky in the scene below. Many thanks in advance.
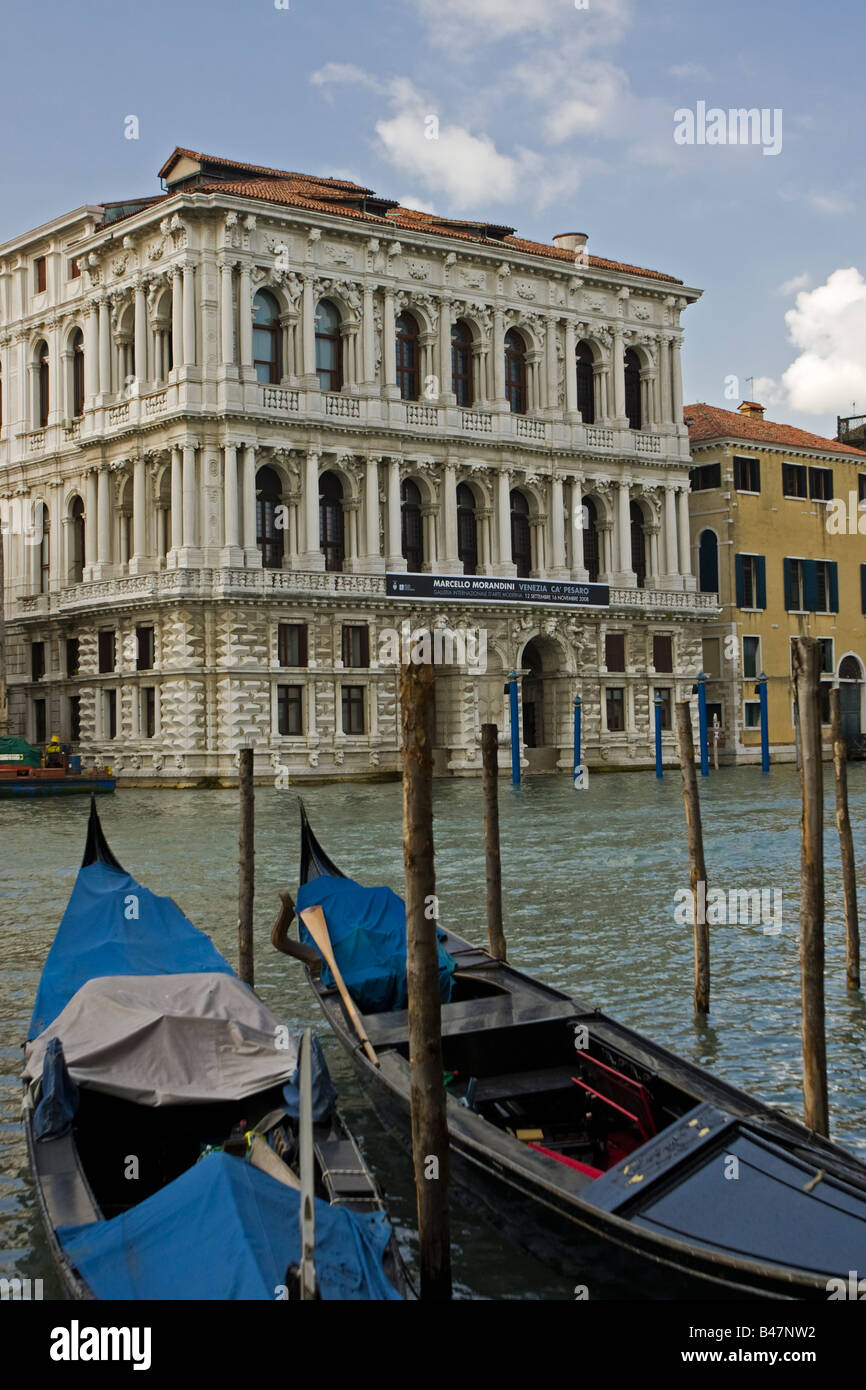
[2,0,865,439]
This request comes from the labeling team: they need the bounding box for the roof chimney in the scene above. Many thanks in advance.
[552,232,588,253]
[738,400,765,420]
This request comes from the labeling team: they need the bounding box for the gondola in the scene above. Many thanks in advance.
[289,802,866,1300]
[22,799,409,1301]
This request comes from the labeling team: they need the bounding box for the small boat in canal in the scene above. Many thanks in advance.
[22,800,409,1301]
[287,802,866,1300]
[0,737,115,798]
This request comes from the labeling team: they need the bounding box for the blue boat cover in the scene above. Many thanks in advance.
[296,874,456,1015]
[28,860,233,1040]
[57,1151,402,1300]
[33,1038,79,1141]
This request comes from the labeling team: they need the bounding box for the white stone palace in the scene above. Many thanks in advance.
[0,147,717,783]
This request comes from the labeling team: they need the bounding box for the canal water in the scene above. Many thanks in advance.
[2,764,865,1299]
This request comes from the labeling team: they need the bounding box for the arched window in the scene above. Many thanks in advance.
[630,501,646,587]
[256,466,283,569]
[505,328,526,414]
[70,496,85,583]
[401,479,423,572]
[576,341,594,424]
[319,471,344,572]
[39,510,50,594]
[396,312,419,400]
[72,329,85,418]
[451,320,472,406]
[253,290,281,384]
[698,530,718,594]
[315,299,342,392]
[456,483,477,576]
[840,655,861,681]
[510,489,531,577]
[583,497,599,583]
[37,341,50,427]
[624,348,641,430]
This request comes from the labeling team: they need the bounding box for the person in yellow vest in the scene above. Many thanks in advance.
[44,735,65,770]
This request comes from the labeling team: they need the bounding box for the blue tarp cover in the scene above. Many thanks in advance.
[296,874,456,1015]
[58,1151,402,1301]
[28,861,233,1040]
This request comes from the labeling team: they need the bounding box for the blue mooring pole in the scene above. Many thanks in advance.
[757,672,770,773]
[573,694,582,783]
[508,670,521,786]
[654,694,663,779]
[697,671,709,777]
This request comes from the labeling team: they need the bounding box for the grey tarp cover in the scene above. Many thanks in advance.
[24,972,300,1106]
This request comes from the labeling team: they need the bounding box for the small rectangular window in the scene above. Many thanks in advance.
[784,558,805,612]
[701,637,720,679]
[341,684,365,735]
[605,687,625,732]
[106,689,117,739]
[31,641,45,681]
[733,456,760,492]
[744,701,761,729]
[654,687,672,731]
[68,257,81,280]
[604,632,625,672]
[689,463,721,491]
[142,687,156,738]
[817,637,834,674]
[278,623,308,668]
[34,256,47,293]
[652,634,673,673]
[808,467,834,502]
[742,636,760,679]
[136,626,154,671]
[69,695,81,743]
[342,625,370,668]
[782,462,808,498]
[741,555,757,608]
[277,684,303,735]
[66,636,80,676]
[98,630,116,673]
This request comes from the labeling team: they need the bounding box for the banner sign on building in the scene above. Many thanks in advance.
[385,573,610,608]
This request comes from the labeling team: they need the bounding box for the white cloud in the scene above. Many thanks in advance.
[310,63,382,93]
[398,194,436,213]
[752,376,785,406]
[412,0,631,53]
[806,190,854,217]
[777,273,811,296]
[667,62,712,81]
[780,268,866,413]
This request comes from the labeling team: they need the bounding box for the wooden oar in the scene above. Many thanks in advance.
[299,905,380,1068]
[298,1028,316,1301]
[270,891,321,967]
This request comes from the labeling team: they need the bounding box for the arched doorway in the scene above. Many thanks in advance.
[520,635,565,771]
[698,529,718,594]
[838,655,864,749]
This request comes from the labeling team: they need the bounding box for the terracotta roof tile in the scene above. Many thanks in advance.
[158,147,372,192]
[684,401,866,458]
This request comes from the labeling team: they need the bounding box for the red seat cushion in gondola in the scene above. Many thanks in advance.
[527,1143,603,1179]
[572,1052,657,1141]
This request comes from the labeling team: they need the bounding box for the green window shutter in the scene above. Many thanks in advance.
[735,554,745,609]
[755,556,766,610]
[783,557,795,611]
[828,562,839,614]
[802,559,818,612]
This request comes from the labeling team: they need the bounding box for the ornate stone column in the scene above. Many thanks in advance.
[85,299,99,404]
[129,456,152,574]
[492,309,506,408]
[94,467,111,577]
[677,486,693,581]
[612,323,627,426]
[438,295,454,405]
[658,332,672,427]
[238,265,253,377]
[421,504,438,570]
[496,468,515,574]
[222,443,242,566]
[382,289,397,398]
[303,450,325,569]
[564,320,578,419]
[360,456,384,573]
[301,276,318,388]
[617,477,635,584]
[220,262,235,367]
[98,296,111,395]
[182,262,196,367]
[171,268,183,374]
[134,277,147,389]
[598,520,614,582]
[671,336,684,430]
[177,443,201,566]
[664,483,679,582]
[545,317,559,415]
[440,463,460,572]
[168,447,183,566]
[570,478,587,579]
[550,475,567,577]
[242,444,260,566]
[386,457,404,570]
[361,284,376,394]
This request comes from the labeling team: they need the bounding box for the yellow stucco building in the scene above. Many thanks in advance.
[686,400,866,762]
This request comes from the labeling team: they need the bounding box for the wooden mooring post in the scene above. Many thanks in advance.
[481,724,507,961]
[830,686,860,991]
[675,701,710,1014]
[792,638,829,1137]
[238,747,255,987]
[400,661,452,1301]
